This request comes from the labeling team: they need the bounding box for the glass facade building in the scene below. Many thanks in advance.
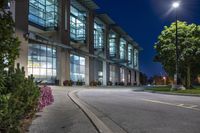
[94,22,104,49]
[29,0,58,28]
[70,54,86,82]
[70,6,86,41]
[12,0,141,86]
[28,43,57,83]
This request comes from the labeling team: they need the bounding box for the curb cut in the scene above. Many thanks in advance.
[68,90,113,133]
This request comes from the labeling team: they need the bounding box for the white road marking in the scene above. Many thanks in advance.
[142,99,200,111]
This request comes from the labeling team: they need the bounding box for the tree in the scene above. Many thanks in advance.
[0,2,39,132]
[154,21,200,89]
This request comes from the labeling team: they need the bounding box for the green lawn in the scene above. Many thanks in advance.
[148,86,200,95]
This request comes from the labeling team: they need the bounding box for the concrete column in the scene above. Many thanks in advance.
[102,25,109,86]
[93,60,98,81]
[85,56,95,85]
[115,35,120,83]
[136,71,140,86]
[57,47,67,86]
[58,0,70,44]
[103,61,109,86]
[13,0,29,76]
[131,70,135,85]
[124,69,128,85]
[85,11,95,85]
[57,0,70,85]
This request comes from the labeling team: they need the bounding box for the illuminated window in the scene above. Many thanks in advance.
[134,49,138,68]
[109,32,117,57]
[120,68,125,82]
[70,54,85,82]
[70,6,86,41]
[128,44,133,64]
[120,38,126,60]
[109,65,116,83]
[28,43,57,84]
[29,0,58,28]
[94,22,104,49]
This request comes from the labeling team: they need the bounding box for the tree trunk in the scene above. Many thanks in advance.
[186,65,191,89]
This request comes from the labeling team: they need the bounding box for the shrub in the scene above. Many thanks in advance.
[127,82,132,86]
[0,64,40,132]
[90,81,102,86]
[0,7,39,132]
[107,81,113,86]
[63,80,73,86]
[38,86,54,111]
[97,81,102,86]
[90,81,97,86]
[119,82,125,86]
[76,80,84,86]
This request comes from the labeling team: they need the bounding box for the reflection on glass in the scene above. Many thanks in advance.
[120,68,125,82]
[128,44,133,64]
[70,54,85,82]
[120,38,126,60]
[94,22,104,49]
[109,32,117,57]
[134,49,138,68]
[28,43,57,84]
[29,0,58,28]
[70,6,86,41]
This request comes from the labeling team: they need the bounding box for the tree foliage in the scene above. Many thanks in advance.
[154,21,200,88]
[0,2,40,132]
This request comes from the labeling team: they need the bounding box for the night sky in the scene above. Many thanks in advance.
[93,0,200,77]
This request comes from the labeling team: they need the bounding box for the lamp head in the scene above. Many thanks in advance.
[172,2,180,8]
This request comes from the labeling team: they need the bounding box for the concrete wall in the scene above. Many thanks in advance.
[13,0,29,76]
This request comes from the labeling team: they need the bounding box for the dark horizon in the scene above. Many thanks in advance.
[93,0,200,78]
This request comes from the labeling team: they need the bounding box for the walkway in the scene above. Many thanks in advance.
[28,86,97,133]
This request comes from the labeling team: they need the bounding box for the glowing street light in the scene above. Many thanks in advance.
[172,2,180,9]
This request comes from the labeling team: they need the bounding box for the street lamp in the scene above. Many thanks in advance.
[172,2,180,8]
[172,1,180,87]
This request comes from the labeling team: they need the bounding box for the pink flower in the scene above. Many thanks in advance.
[38,86,54,111]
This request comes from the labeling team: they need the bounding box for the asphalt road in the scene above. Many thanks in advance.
[77,88,200,133]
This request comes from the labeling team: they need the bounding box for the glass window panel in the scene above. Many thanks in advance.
[120,38,126,60]
[70,6,86,41]
[29,0,58,28]
[28,68,33,75]
[53,69,57,76]
[40,68,47,76]
[33,68,40,75]
[70,54,85,82]
[47,69,52,76]
[80,57,85,65]
[41,62,47,68]
[28,43,57,84]
[94,22,104,48]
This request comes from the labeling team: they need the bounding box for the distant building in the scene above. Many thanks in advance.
[8,0,142,86]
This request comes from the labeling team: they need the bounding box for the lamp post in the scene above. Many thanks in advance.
[172,1,180,86]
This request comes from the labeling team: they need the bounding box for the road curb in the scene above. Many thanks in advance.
[68,90,113,133]
[144,90,200,97]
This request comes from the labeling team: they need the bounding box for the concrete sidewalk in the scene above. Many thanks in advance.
[28,86,97,133]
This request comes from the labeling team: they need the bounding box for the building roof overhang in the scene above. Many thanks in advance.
[74,0,100,10]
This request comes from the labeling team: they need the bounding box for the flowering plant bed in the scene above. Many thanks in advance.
[38,85,54,111]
